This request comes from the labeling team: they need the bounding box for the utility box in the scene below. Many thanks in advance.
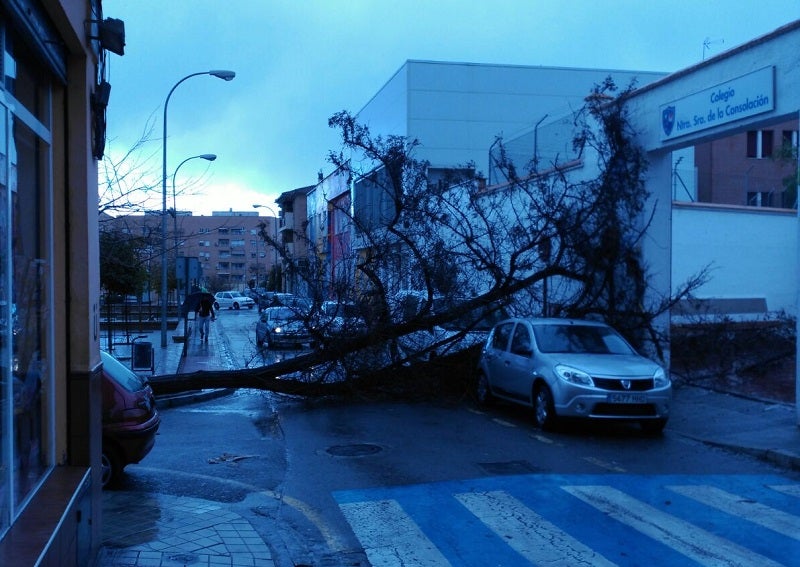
[131,341,154,373]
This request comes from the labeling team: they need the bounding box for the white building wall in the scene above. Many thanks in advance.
[672,203,796,314]
[358,60,667,175]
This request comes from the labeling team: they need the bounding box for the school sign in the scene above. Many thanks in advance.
[660,66,774,140]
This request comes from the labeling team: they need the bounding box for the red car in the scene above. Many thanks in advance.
[101,350,160,487]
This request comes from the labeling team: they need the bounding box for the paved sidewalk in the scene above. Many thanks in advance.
[98,319,272,567]
[99,319,800,566]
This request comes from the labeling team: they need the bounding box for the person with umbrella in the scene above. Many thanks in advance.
[195,292,216,342]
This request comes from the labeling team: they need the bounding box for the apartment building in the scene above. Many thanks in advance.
[103,210,279,293]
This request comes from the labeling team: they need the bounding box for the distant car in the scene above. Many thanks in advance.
[213,291,255,310]
[256,306,312,348]
[476,318,671,433]
[101,350,161,487]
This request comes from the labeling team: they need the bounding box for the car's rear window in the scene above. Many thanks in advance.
[533,324,634,355]
[101,351,147,392]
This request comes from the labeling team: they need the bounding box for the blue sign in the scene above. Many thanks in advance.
[660,66,774,140]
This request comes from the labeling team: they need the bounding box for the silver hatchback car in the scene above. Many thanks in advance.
[476,318,671,433]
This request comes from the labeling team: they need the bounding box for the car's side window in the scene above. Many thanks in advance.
[491,322,513,351]
[510,324,533,356]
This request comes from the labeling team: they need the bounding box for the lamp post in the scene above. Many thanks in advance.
[171,153,217,299]
[161,70,235,348]
[252,204,279,291]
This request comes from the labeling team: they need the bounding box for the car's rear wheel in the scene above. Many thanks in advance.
[475,372,494,406]
[233,302,240,310]
[101,444,123,489]
[640,418,667,435]
[532,384,557,430]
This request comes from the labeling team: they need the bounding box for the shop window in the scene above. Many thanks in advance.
[0,20,55,534]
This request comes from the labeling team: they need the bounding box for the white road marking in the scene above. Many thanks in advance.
[771,484,800,498]
[455,490,617,566]
[563,485,784,567]
[338,499,450,566]
[669,484,800,541]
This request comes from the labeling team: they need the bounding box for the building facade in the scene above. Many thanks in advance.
[276,186,311,295]
[0,0,111,564]
[103,210,279,294]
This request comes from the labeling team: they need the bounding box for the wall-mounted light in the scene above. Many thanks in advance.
[87,17,126,56]
[91,80,111,159]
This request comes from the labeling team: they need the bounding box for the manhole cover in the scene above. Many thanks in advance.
[327,443,383,457]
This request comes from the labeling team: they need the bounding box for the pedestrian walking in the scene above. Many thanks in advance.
[195,295,215,342]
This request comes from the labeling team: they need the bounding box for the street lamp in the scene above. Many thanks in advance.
[161,70,235,348]
[253,204,279,291]
[171,153,217,298]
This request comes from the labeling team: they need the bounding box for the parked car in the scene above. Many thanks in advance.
[256,306,312,349]
[476,318,671,433]
[258,292,311,313]
[213,291,255,310]
[101,350,161,487]
[312,300,368,338]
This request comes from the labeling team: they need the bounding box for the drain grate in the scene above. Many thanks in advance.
[477,460,540,475]
[327,443,383,457]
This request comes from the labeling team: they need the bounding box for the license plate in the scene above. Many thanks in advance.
[607,393,647,404]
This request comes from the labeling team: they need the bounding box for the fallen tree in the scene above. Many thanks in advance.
[150,78,707,397]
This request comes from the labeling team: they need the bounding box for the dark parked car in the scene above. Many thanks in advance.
[256,306,312,349]
[101,350,161,487]
[476,318,671,433]
[312,300,367,338]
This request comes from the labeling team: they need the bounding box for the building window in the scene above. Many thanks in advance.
[746,130,774,158]
[782,130,798,149]
[747,191,774,207]
[218,239,229,247]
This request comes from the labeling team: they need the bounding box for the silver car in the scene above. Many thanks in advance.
[476,318,671,433]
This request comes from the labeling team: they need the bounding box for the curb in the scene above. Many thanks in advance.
[673,432,800,472]
[155,388,234,409]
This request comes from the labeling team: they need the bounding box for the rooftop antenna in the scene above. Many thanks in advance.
[703,37,724,60]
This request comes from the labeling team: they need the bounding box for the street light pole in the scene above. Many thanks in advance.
[161,70,235,348]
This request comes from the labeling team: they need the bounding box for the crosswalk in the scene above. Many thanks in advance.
[334,474,800,566]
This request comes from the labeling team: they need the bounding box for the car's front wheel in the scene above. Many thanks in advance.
[532,384,557,430]
[233,302,240,310]
[213,302,220,310]
[475,372,494,406]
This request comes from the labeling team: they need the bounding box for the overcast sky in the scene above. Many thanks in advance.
[102,0,800,217]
